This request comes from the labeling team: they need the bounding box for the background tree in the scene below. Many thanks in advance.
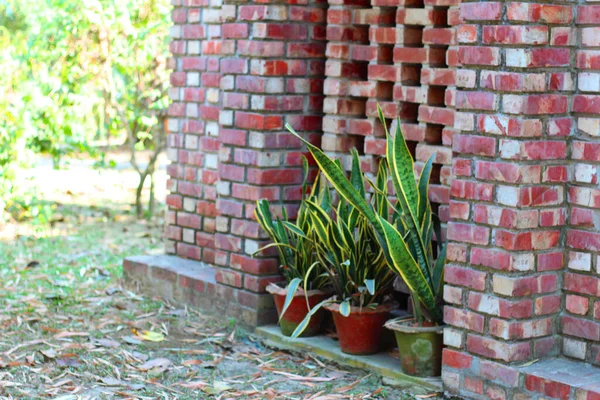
[0,0,171,220]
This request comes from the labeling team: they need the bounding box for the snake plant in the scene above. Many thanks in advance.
[288,156,396,338]
[254,157,329,320]
[287,104,446,326]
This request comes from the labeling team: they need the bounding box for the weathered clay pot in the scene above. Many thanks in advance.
[266,282,329,337]
[325,302,395,355]
[385,318,443,377]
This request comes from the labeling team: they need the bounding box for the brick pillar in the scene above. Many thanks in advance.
[443,0,572,397]
[165,0,327,326]
[323,0,376,171]
[214,0,327,324]
[167,0,227,263]
[565,5,600,365]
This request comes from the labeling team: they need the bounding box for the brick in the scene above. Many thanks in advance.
[459,46,500,66]
[444,307,485,332]
[468,292,533,318]
[445,265,487,291]
[562,315,600,341]
[451,180,494,201]
[471,248,534,272]
[480,71,545,93]
[482,26,548,45]
[508,3,573,24]
[506,48,570,68]
[568,230,600,252]
[564,272,600,297]
[566,295,589,316]
[455,91,498,111]
[489,317,553,340]
[479,360,520,386]
[475,161,540,184]
[525,375,572,399]
[466,334,531,362]
[504,95,568,117]
[535,295,561,315]
[442,349,472,369]
[477,115,543,137]
[464,376,484,395]
[492,274,558,297]
[460,2,502,21]
[447,222,490,245]
[573,95,600,114]
[578,6,600,24]
[474,205,537,229]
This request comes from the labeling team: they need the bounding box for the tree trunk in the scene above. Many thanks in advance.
[135,173,146,219]
[148,171,155,219]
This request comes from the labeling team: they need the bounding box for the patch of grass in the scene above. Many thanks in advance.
[0,203,441,398]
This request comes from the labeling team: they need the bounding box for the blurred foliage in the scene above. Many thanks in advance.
[0,0,171,221]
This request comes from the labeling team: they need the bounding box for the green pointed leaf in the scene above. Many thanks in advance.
[339,300,351,317]
[290,299,333,338]
[279,278,302,322]
[350,149,366,198]
[418,154,435,222]
[391,118,419,218]
[378,112,432,288]
[285,124,383,240]
[378,217,439,322]
[433,244,447,297]
[251,242,296,257]
[280,221,307,238]
[365,279,375,295]
[301,155,309,200]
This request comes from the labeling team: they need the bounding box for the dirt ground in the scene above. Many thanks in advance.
[0,155,442,399]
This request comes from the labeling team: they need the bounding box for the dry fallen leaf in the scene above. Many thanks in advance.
[180,380,208,389]
[54,331,89,339]
[123,336,142,345]
[182,359,203,366]
[270,371,337,382]
[92,338,120,348]
[131,329,165,342]
[415,394,439,399]
[138,358,171,374]
[40,348,58,359]
[201,381,232,395]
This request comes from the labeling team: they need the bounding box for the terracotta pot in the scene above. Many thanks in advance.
[325,302,396,355]
[385,318,443,377]
[266,282,330,337]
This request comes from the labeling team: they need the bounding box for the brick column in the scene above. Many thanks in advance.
[214,0,327,324]
[443,0,571,397]
[322,0,376,171]
[164,0,327,326]
[167,0,226,262]
[565,4,600,365]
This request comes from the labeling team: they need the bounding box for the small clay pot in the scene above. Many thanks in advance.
[325,302,396,355]
[266,282,330,337]
[385,318,444,377]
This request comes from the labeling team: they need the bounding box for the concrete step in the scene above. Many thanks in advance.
[256,325,443,392]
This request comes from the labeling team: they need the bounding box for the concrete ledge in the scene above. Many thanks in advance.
[256,325,443,391]
[443,349,600,399]
[520,358,600,399]
[122,254,277,326]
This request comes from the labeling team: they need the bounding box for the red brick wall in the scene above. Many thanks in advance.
[441,0,600,398]
[166,0,600,389]
[564,4,600,366]
[166,0,326,325]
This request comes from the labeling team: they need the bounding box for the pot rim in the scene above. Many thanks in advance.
[265,281,330,297]
[324,301,397,314]
[384,317,444,333]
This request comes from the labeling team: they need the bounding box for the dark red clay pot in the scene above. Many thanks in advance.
[266,283,330,337]
[325,302,395,355]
